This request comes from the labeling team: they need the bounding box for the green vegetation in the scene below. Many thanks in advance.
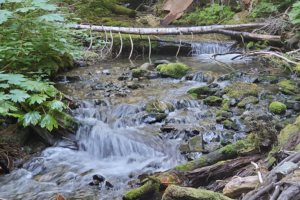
[278,80,299,95]
[225,82,258,100]
[132,69,147,78]
[269,101,287,114]
[290,1,300,24]
[237,96,259,108]
[203,96,223,106]
[156,62,191,79]
[183,3,235,25]
[123,180,160,200]
[223,120,232,129]
[221,99,230,111]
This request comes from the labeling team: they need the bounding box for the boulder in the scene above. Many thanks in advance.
[140,62,151,70]
[188,135,203,152]
[188,86,211,99]
[162,185,233,200]
[156,62,191,79]
[237,96,259,108]
[275,162,299,180]
[141,113,168,123]
[278,80,299,95]
[223,176,259,198]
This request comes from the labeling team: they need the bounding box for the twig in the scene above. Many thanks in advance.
[287,48,300,55]
[176,32,182,58]
[251,161,263,184]
[128,34,133,60]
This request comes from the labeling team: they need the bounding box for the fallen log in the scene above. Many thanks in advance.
[74,24,281,42]
[186,154,261,187]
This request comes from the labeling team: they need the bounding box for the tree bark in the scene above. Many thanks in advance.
[74,24,280,42]
[186,154,261,187]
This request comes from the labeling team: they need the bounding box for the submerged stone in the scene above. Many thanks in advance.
[278,80,299,95]
[145,99,174,113]
[156,62,191,79]
[188,86,211,99]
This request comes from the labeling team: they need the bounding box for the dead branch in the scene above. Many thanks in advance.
[128,34,133,60]
[115,32,123,59]
[251,161,263,183]
[176,32,182,58]
[148,35,152,64]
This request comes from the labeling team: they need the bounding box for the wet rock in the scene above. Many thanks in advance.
[86,93,96,97]
[256,76,278,84]
[162,185,232,200]
[115,92,128,97]
[104,89,111,93]
[188,135,203,152]
[92,84,105,90]
[203,96,223,106]
[154,60,170,66]
[128,179,140,187]
[279,79,299,95]
[105,181,114,189]
[179,141,189,152]
[229,107,244,116]
[204,143,221,153]
[184,71,214,83]
[220,111,233,119]
[188,152,202,160]
[90,174,105,185]
[95,100,107,106]
[146,71,161,79]
[102,69,111,75]
[225,81,258,101]
[141,113,168,123]
[140,62,151,70]
[127,83,139,89]
[223,120,232,129]
[275,162,298,180]
[188,86,211,99]
[118,76,130,81]
[132,69,147,78]
[145,99,174,113]
[285,100,300,111]
[223,176,259,197]
[208,83,219,88]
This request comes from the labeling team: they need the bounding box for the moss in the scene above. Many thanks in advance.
[225,12,254,25]
[110,4,137,18]
[223,120,232,129]
[188,86,211,98]
[294,143,300,152]
[123,180,157,200]
[52,56,64,68]
[101,17,112,23]
[190,93,197,99]
[265,156,276,168]
[156,62,191,79]
[221,99,230,111]
[203,96,223,106]
[61,52,73,68]
[295,97,300,101]
[140,19,148,25]
[278,124,300,144]
[266,95,273,99]
[221,144,237,157]
[216,110,221,117]
[226,82,258,100]
[105,20,131,27]
[132,69,147,78]
[269,101,286,114]
[237,96,259,108]
[172,19,187,25]
[278,80,299,95]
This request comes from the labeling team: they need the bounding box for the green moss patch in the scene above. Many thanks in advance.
[188,86,211,98]
[225,82,258,100]
[203,96,223,106]
[237,96,259,108]
[156,62,191,79]
[278,124,300,144]
[132,69,147,78]
[278,80,299,95]
[269,101,286,115]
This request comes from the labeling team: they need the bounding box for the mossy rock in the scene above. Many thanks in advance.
[187,86,211,98]
[221,99,230,111]
[156,62,191,79]
[225,82,258,101]
[269,101,286,115]
[132,69,147,78]
[203,96,223,106]
[188,135,203,152]
[84,51,99,59]
[223,120,233,129]
[145,99,174,113]
[237,96,259,108]
[257,76,278,84]
[295,97,300,101]
[225,12,254,25]
[278,124,300,144]
[278,80,299,95]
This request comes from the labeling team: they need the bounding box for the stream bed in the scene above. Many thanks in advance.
[0,42,287,200]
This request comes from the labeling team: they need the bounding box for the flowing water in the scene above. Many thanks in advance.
[0,42,265,200]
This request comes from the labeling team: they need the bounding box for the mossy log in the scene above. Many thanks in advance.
[108,4,137,18]
[186,154,261,187]
[162,185,233,200]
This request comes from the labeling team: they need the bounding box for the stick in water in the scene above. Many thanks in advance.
[148,35,151,64]
[176,32,182,58]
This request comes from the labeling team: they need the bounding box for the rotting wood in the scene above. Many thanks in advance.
[74,24,280,42]
[186,154,261,187]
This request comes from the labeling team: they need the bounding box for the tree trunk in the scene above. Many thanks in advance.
[186,154,261,187]
[75,24,281,42]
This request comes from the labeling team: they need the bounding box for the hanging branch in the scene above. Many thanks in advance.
[109,30,113,54]
[251,161,263,184]
[115,32,123,59]
[191,32,194,48]
[148,35,152,64]
[176,32,182,58]
[86,26,93,52]
[100,25,108,57]
[128,34,133,60]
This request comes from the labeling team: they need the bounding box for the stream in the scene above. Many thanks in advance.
[0,42,272,200]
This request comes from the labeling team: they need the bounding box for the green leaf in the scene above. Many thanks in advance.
[0,83,10,88]
[27,94,49,105]
[19,111,41,127]
[39,114,58,131]
[0,101,18,113]
[0,73,26,85]
[0,10,13,24]
[15,7,36,12]
[0,92,11,101]
[44,85,58,97]
[21,80,45,92]
[34,3,57,11]
[50,100,67,112]
[9,89,30,103]
[38,14,64,22]
[7,0,24,2]
[4,113,22,118]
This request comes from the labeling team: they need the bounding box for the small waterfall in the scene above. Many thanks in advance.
[192,41,234,55]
